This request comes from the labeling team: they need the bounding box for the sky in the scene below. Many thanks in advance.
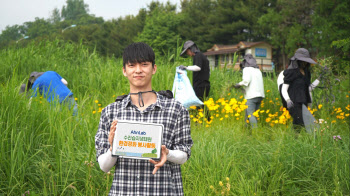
[0,0,181,32]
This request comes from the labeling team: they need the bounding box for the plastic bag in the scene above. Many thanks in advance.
[172,67,203,109]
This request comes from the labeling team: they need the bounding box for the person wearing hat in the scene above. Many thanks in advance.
[20,71,77,116]
[179,40,210,102]
[280,48,320,131]
[233,53,265,128]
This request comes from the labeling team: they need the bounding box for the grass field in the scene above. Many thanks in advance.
[0,40,349,195]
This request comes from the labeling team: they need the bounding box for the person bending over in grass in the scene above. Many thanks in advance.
[19,71,77,116]
[233,54,265,128]
[95,42,193,195]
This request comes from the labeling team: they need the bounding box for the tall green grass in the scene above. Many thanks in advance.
[0,40,349,195]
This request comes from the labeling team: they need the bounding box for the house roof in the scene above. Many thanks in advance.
[204,48,240,56]
[238,41,272,48]
[207,44,238,51]
[204,41,271,56]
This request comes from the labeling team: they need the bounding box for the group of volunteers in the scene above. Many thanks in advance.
[179,41,322,133]
[20,40,321,195]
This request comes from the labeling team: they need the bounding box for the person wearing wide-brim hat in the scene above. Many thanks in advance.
[280,48,322,131]
[179,40,210,102]
[19,71,45,95]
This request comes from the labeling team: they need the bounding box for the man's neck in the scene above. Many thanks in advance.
[129,88,157,111]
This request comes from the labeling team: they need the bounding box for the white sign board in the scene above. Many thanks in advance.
[112,120,163,160]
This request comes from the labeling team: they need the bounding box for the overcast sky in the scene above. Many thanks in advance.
[0,0,181,32]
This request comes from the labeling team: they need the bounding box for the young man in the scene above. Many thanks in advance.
[95,42,193,195]
[233,54,265,128]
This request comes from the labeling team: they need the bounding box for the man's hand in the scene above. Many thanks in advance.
[109,120,118,151]
[234,83,241,89]
[149,145,169,175]
[179,65,187,70]
[286,99,294,109]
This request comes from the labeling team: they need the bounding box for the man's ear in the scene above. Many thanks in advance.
[122,67,127,77]
[152,64,157,75]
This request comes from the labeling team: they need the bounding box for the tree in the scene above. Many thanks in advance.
[61,0,89,21]
[23,18,54,39]
[49,8,61,24]
[311,0,350,57]
[258,0,315,68]
[0,25,23,43]
[136,3,182,55]
[178,0,215,50]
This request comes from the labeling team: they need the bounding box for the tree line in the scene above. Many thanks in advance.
[0,0,349,66]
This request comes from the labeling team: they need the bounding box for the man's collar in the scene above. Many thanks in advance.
[121,92,164,110]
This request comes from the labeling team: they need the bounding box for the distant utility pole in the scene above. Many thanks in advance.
[62,24,77,33]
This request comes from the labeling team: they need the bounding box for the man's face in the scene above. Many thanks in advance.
[123,61,157,90]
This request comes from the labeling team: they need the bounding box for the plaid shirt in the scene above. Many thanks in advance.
[95,93,193,196]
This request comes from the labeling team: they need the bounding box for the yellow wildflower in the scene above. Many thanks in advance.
[199,112,204,117]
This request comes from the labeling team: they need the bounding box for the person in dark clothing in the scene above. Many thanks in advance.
[179,40,210,101]
[280,48,320,131]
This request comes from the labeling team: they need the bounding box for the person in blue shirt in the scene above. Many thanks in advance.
[20,71,77,116]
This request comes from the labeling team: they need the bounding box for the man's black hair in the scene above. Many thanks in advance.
[123,42,155,68]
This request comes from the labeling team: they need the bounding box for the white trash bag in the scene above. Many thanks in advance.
[172,67,203,109]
